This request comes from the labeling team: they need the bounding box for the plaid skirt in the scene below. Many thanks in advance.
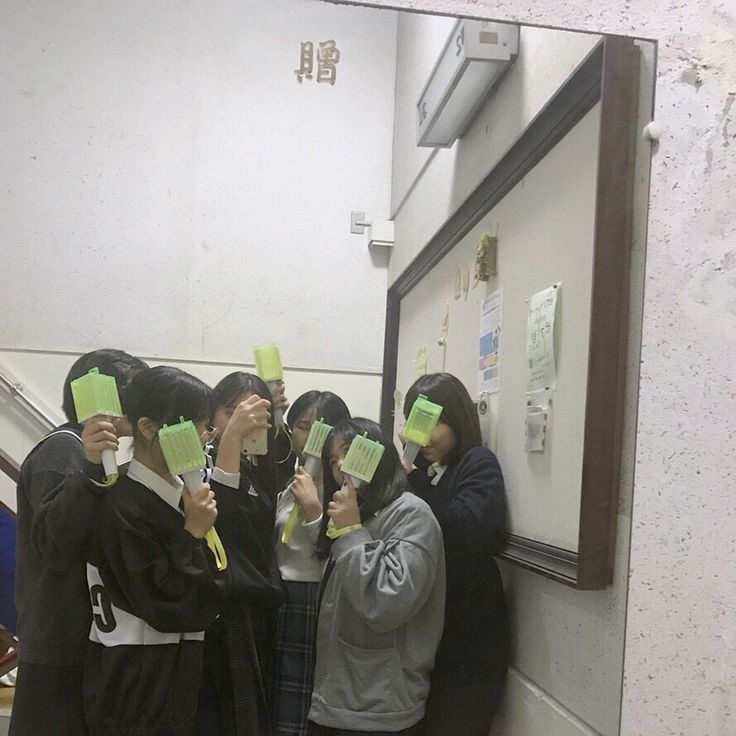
[272,580,320,736]
[195,601,274,736]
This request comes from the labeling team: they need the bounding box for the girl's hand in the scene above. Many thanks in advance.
[291,467,321,522]
[82,416,119,465]
[271,380,290,414]
[223,395,271,441]
[182,483,217,539]
[400,457,415,473]
[327,476,360,529]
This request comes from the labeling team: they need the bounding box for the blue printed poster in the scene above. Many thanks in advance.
[478,289,502,394]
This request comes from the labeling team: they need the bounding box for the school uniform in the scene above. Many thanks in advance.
[195,457,284,736]
[309,492,446,734]
[272,474,327,736]
[83,459,224,736]
[10,424,92,736]
[407,446,510,736]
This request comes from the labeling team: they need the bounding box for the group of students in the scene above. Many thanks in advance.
[10,348,510,736]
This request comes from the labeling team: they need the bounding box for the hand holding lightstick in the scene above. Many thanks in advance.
[402,394,443,465]
[158,417,228,571]
[254,344,284,428]
[326,433,385,539]
[71,368,123,482]
[281,418,333,544]
[338,432,385,496]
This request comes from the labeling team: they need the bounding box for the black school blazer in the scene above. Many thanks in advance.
[408,446,510,687]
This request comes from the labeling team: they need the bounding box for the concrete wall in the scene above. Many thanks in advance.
[335,1,736,734]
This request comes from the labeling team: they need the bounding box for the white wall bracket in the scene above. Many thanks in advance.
[350,211,394,248]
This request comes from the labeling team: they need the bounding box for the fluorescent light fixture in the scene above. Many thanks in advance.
[416,20,519,148]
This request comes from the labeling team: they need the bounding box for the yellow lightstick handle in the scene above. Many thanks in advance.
[205,528,228,571]
[281,502,300,545]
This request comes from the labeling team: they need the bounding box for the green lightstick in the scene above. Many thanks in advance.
[339,432,385,496]
[158,417,228,571]
[254,344,284,427]
[70,368,123,481]
[402,394,443,465]
[281,418,333,545]
[158,418,207,494]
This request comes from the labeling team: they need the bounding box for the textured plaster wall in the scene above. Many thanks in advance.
[334,1,736,734]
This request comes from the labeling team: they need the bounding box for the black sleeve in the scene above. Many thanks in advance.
[26,436,102,569]
[210,478,284,608]
[434,448,507,557]
[100,500,224,633]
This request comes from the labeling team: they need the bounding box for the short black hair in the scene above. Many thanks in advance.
[287,390,351,429]
[403,372,482,465]
[62,349,149,423]
[124,366,214,436]
[316,417,407,559]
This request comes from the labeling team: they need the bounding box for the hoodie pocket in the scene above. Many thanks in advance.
[324,637,411,714]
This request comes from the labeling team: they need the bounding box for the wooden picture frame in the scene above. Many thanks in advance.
[380,36,639,589]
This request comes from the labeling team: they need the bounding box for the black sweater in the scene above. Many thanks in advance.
[408,446,510,687]
[85,473,224,736]
[14,424,97,664]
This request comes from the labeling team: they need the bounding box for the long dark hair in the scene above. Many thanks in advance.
[62,349,149,423]
[403,372,482,466]
[287,391,351,435]
[124,366,214,440]
[212,371,278,498]
[316,418,407,559]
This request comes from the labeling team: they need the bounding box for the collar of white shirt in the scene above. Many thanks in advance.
[427,462,448,486]
[127,458,183,511]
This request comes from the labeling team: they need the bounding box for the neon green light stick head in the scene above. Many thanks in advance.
[303,419,333,459]
[341,433,385,483]
[253,344,283,382]
[70,368,123,422]
[158,417,206,475]
[403,394,443,447]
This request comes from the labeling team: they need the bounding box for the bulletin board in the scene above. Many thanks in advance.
[381,37,639,589]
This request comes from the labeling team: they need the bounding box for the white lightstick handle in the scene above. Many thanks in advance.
[303,455,320,477]
[101,449,118,480]
[401,441,421,466]
[182,469,203,494]
[268,381,284,427]
[340,475,361,497]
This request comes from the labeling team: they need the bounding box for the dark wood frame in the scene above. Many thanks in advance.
[380,36,639,589]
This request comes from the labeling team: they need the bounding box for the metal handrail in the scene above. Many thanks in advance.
[0,365,58,432]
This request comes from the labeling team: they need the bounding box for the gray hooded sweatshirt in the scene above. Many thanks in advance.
[309,491,446,731]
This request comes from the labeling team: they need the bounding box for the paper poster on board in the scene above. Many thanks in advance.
[478,289,502,394]
[526,283,560,394]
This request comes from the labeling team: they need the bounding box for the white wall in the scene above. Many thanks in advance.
[389,14,601,283]
[338,1,736,735]
[0,347,382,513]
[0,0,397,374]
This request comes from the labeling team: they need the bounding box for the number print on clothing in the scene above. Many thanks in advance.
[90,583,117,633]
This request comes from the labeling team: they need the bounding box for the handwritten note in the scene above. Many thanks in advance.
[526,284,560,394]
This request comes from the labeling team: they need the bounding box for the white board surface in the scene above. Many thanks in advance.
[395,103,601,551]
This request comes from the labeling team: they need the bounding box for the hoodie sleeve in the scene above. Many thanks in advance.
[330,498,444,634]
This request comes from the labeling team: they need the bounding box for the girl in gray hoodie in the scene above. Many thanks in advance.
[308,419,446,736]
